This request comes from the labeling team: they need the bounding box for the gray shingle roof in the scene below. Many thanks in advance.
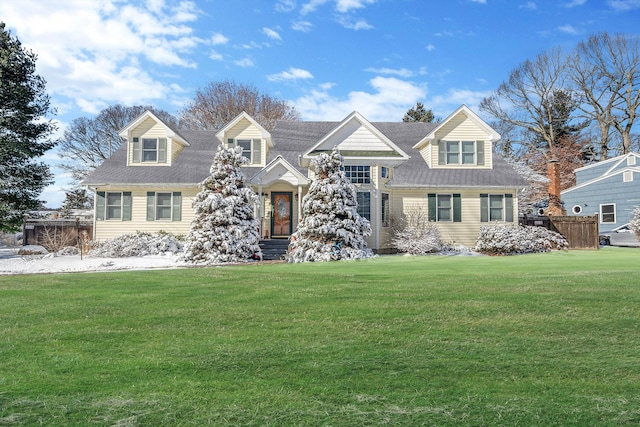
[84,121,528,188]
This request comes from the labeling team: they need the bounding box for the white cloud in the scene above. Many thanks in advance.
[268,67,314,82]
[365,67,414,78]
[607,0,640,10]
[275,0,297,12]
[212,33,229,45]
[558,24,579,34]
[234,57,255,67]
[425,44,435,51]
[429,88,493,117]
[263,27,282,41]
[564,0,587,6]
[470,0,487,3]
[209,51,224,61]
[301,0,329,14]
[335,0,376,13]
[337,16,374,30]
[292,20,314,32]
[520,2,537,10]
[294,77,426,121]
[0,0,202,116]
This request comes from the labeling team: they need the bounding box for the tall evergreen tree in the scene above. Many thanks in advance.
[0,22,57,231]
[402,102,437,123]
[182,146,261,264]
[287,149,373,263]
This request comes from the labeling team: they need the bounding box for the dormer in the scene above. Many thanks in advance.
[119,110,189,166]
[301,111,410,169]
[215,112,272,167]
[413,105,500,169]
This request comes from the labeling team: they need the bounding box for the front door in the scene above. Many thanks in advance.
[271,192,292,237]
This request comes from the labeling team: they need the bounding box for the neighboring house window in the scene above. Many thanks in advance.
[381,192,390,227]
[428,193,462,222]
[132,137,167,164]
[357,191,371,220]
[572,205,582,214]
[623,171,633,182]
[600,204,615,223]
[96,191,132,221]
[480,194,514,222]
[438,140,485,166]
[147,192,182,221]
[628,156,636,166]
[344,165,371,184]
[227,138,262,165]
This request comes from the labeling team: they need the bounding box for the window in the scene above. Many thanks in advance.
[357,192,371,220]
[600,204,615,223]
[96,191,131,221]
[572,205,583,214]
[147,192,182,221]
[628,156,636,166]
[439,140,485,166]
[381,192,390,227]
[381,166,390,179]
[428,194,461,222]
[480,194,514,222]
[227,138,262,165]
[624,171,633,182]
[344,165,371,184]
[132,137,167,164]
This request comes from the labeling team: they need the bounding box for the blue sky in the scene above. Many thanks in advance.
[1,0,639,207]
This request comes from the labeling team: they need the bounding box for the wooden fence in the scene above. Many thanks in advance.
[23,219,93,251]
[549,215,599,249]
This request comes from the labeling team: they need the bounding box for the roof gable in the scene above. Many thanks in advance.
[118,110,189,147]
[413,104,500,150]
[215,111,272,147]
[250,155,309,186]
[302,111,410,162]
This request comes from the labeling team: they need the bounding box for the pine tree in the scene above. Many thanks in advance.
[287,149,373,263]
[182,146,261,264]
[1,23,57,231]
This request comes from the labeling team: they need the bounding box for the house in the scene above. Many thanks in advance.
[83,105,528,250]
[561,152,640,233]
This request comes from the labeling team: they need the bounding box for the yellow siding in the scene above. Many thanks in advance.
[93,187,198,242]
[226,117,266,165]
[128,118,175,166]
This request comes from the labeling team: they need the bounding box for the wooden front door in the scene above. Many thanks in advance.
[271,192,292,237]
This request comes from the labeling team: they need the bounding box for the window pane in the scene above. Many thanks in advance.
[357,192,371,220]
[237,140,252,161]
[344,165,371,184]
[601,204,615,223]
[489,195,503,221]
[106,193,122,220]
[462,141,475,164]
[156,193,172,220]
[437,194,451,221]
[142,138,157,162]
[446,141,459,164]
[381,193,389,226]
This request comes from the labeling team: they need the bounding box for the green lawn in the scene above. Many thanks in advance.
[1,247,639,426]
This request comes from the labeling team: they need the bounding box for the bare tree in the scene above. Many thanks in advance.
[178,80,300,131]
[480,47,576,161]
[59,105,177,182]
[571,32,640,157]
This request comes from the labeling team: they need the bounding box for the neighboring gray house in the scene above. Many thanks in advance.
[83,105,528,249]
[561,152,640,233]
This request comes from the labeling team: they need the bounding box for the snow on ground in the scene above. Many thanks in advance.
[0,249,184,275]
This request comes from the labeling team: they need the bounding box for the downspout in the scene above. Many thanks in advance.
[258,183,263,239]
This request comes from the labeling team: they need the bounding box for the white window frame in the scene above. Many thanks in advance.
[381,166,391,179]
[623,171,633,182]
[381,192,390,227]
[227,138,262,165]
[105,192,123,220]
[344,165,371,184]
[437,194,453,222]
[489,194,505,221]
[600,203,616,223]
[155,192,173,221]
[445,140,477,165]
[357,191,371,220]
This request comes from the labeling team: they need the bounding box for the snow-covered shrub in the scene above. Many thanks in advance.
[182,146,261,265]
[475,224,568,255]
[287,149,373,263]
[629,207,640,237]
[18,245,48,255]
[89,232,184,258]
[391,208,443,255]
[58,246,79,256]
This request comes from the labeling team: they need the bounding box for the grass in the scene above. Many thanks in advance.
[1,247,639,426]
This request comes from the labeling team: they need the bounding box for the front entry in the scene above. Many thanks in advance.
[271,192,292,238]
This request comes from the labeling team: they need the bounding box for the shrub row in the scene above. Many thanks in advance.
[88,232,184,258]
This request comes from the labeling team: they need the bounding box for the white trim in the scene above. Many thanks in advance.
[118,110,189,147]
[215,111,272,147]
[599,203,616,224]
[562,168,640,195]
[250,155,309,186]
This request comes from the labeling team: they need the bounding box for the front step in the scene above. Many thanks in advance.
[259,239,290,261]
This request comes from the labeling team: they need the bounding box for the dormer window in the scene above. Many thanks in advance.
[439,140,485,166]
[343,165,371,184]
[132,137,167,164]
[227,138,261,165]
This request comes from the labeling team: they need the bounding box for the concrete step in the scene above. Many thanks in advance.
[259,239,290,261]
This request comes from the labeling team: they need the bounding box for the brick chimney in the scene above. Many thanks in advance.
[547,159,565,216]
